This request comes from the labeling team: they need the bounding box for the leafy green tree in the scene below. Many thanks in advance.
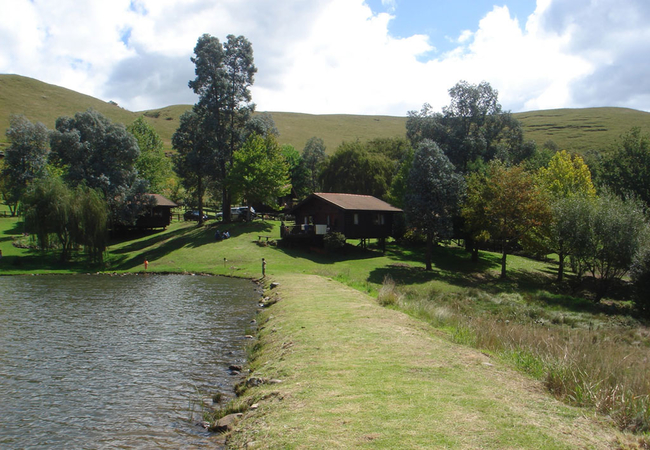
[188,33,256,222]
[550,195,596,282]
[365,137,412,162]
[245,113,279,139]
[582,192,648,299]
[49,109,147,226]
[404,140,465,270]
[598,128,650,207]
[320,141,394,199]
[407,81,536,172]
[172,109,214,224]
[538,150,596,200]
[630,237,650,316]
[386,147,414,209]
[536,150,597,281]
[128,116,173,194]
[301,137,327,193]
[2,115,50,215]
[228,134,290,207]
[281,144,310,199]
[462,162,551,278]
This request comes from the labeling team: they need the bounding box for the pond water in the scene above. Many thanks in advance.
[0,274,260,449]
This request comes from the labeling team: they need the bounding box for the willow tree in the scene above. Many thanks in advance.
[22,178,108,263]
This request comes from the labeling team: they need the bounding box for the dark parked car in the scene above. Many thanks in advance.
[184,210,208,221]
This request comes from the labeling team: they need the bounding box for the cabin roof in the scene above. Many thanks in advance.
[147,193,178,208]
[296,193,402,212]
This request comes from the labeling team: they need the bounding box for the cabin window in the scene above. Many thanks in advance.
[327,215,331,226]
[373,214,385,225]
[354,213,359,225]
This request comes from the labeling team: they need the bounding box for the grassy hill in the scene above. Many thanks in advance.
[517,107,650,154]
[1,74,649,156]
[0,74,139,151]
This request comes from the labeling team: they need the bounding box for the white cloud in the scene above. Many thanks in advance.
[0,0,649,115]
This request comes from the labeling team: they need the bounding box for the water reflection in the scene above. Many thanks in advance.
[0,274,259,449]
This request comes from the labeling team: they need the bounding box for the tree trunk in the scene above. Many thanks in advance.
[222,187,231,223]
[500,240,507,279]
[465,237,473,253]
[425,232,433,271]
[557,250,565,283]
[471,245,479,263]
[197,176,204,225]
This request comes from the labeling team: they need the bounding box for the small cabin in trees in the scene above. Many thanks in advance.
[285,193,402,246]
[136,194,178,229]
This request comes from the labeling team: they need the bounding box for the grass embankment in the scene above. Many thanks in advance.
[229,274,618,448]
[1,216,647,446]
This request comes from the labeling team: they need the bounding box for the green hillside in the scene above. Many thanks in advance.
[1,74,649,156]
[517,107,650,154]
[0,74,139,151]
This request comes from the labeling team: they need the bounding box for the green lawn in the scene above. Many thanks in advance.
[0,216,568,292]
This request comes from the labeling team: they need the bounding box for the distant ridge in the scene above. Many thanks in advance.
[1,74,649,155]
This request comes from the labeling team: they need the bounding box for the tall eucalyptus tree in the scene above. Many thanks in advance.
[187,33,256,222]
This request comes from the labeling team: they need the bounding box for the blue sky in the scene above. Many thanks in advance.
[367,0,536,53]
[1,0,649,115]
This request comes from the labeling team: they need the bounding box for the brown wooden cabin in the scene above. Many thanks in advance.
[285,193,402,245]
[136,194,178,229]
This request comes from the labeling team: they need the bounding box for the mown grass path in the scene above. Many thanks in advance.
[231,273,618,449]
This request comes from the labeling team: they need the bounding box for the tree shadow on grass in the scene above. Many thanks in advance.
[1,220,25,237]
[109,221,275,270]
[0,249,105,273]
[369,244,502,284]
[368,246,564,294]
[273,242,392,265]
[111,227,192,254]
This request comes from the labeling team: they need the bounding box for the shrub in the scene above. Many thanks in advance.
[323,231,345,250]
[630,243,650,316]
[377,275,402,306]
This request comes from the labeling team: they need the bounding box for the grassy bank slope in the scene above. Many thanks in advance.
[229,273,618,448]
